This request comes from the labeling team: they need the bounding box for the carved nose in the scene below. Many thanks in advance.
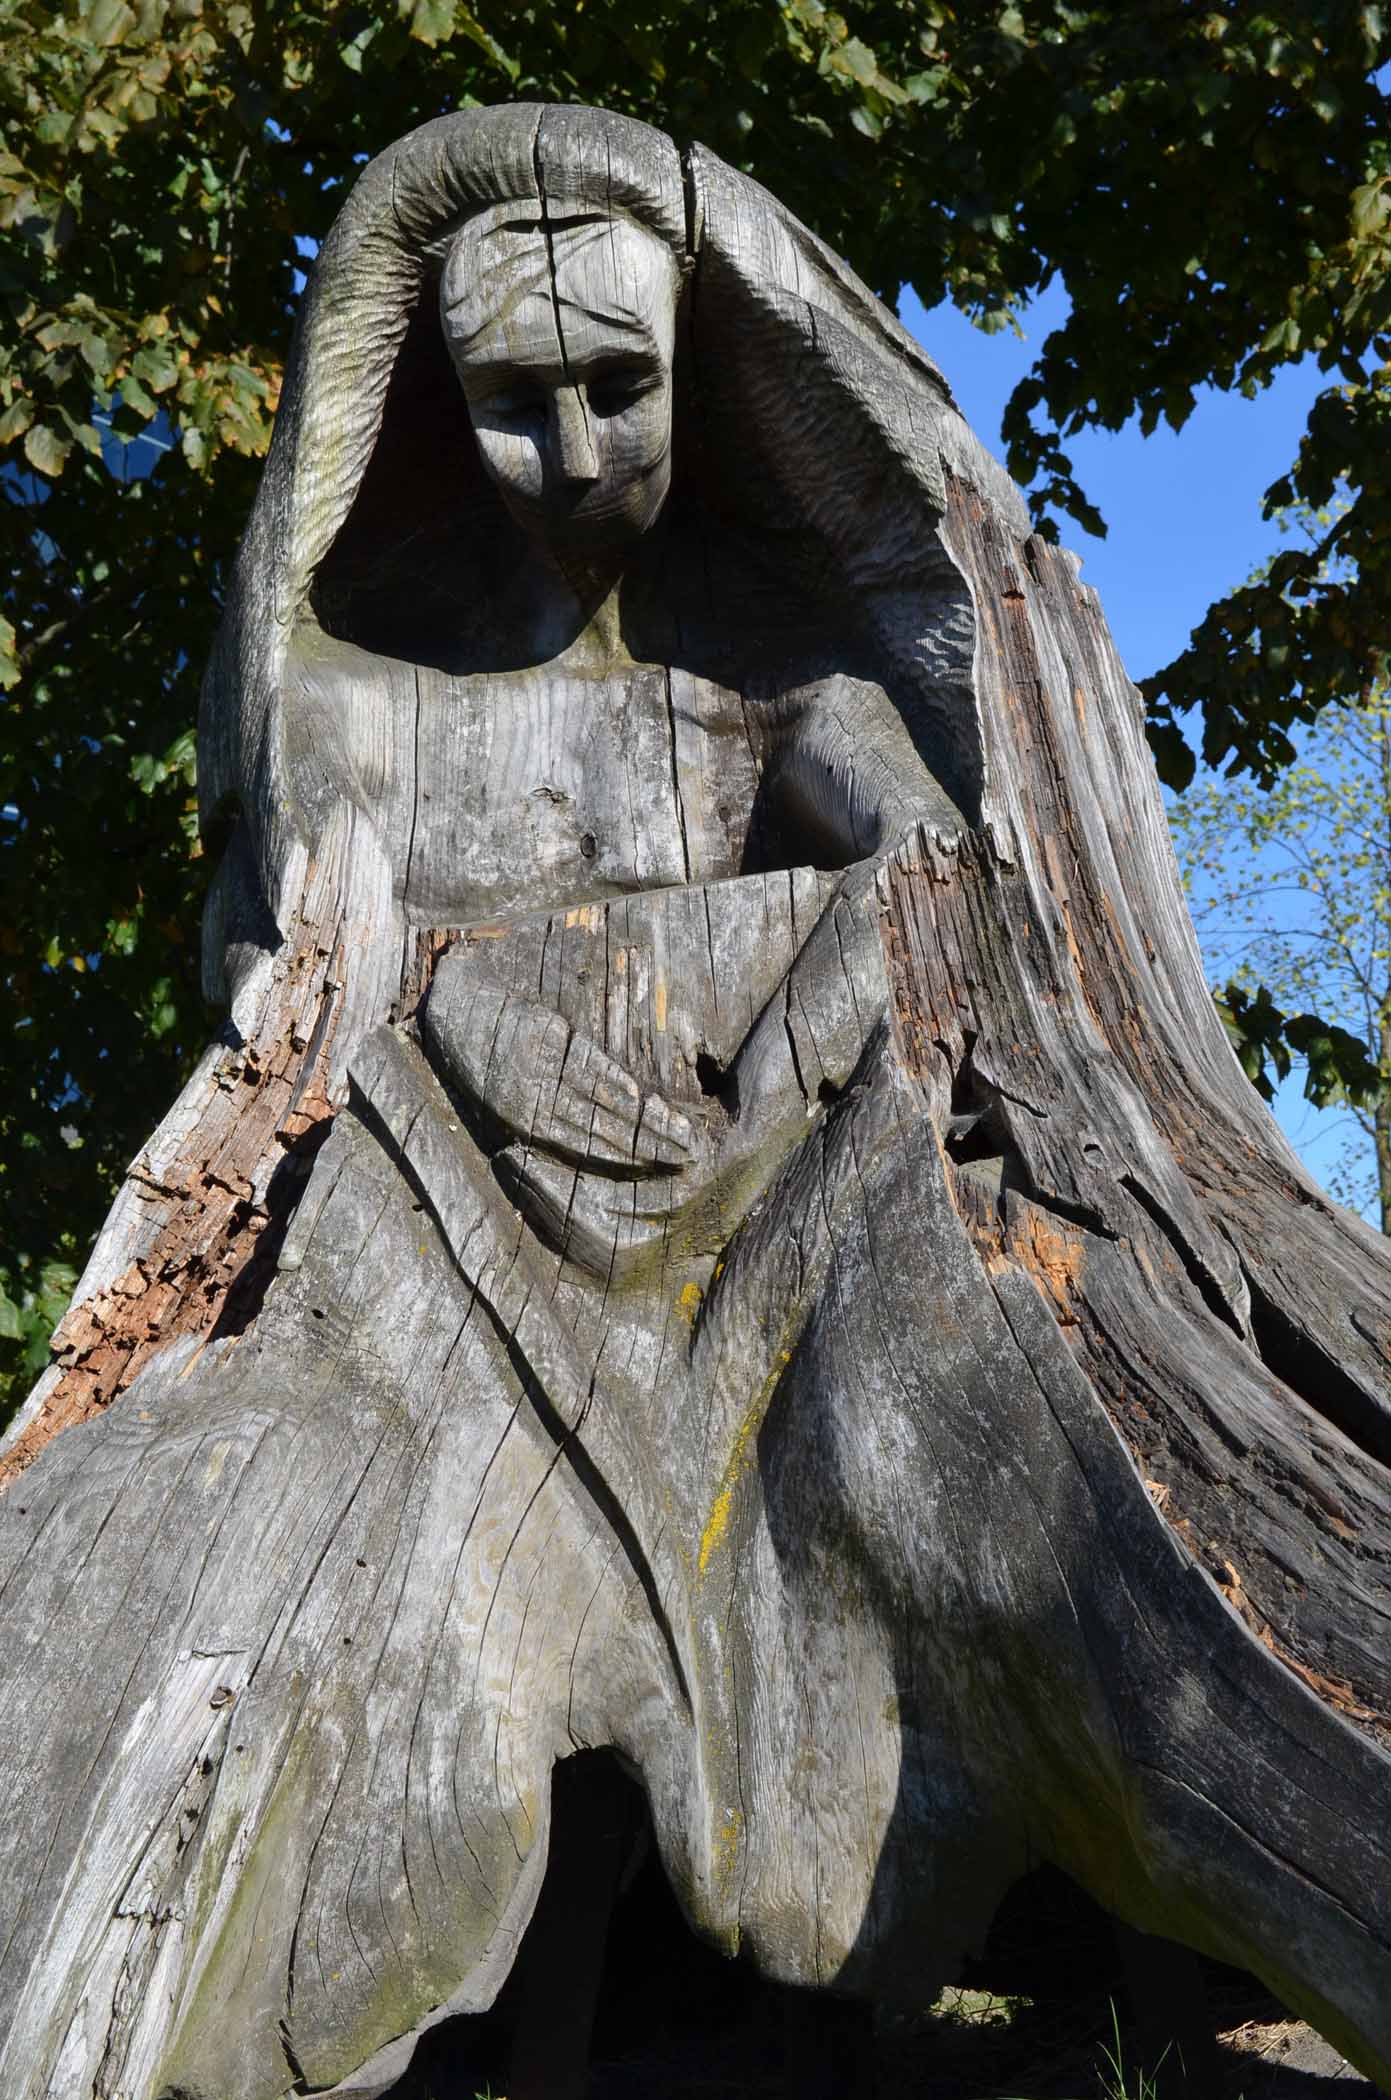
[551,387,599,487]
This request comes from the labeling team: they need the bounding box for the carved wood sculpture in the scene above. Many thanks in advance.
[2,104,1389,2100]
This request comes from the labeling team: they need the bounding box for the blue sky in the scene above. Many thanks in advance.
[903,281,1329,688]
[901,288,1364,1209]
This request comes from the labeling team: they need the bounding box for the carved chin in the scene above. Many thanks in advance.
[510,474,671,557]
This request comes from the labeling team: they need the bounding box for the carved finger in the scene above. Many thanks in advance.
[425,947,695,1172]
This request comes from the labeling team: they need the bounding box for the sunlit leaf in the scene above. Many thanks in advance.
[408,0,454,47]
[22,423,72,476]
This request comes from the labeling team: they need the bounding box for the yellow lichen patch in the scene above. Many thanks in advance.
[676,1280,704,1326]
[713,1804,742,1902]
[700,1481,736,1576]
[698,1349,793,1576]
[654,978,668,1032]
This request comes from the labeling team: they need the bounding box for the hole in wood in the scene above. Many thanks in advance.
[694,1049,726,1098]
[382,1753,812,2097]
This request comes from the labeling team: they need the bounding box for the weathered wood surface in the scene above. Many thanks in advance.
[0,103,1388,2099]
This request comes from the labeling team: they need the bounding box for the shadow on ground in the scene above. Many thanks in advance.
[395,1846,1377,2098]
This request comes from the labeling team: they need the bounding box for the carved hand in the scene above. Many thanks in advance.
[421,942,697,1177]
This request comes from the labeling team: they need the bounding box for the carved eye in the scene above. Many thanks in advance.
[476,386,546,424]
[587,372,653,419]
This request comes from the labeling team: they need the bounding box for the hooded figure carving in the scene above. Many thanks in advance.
[1,104,1390,2100]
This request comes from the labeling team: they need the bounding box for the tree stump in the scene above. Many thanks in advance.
[0,104,1388,2100]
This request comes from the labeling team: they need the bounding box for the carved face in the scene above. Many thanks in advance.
[441,213,679,559]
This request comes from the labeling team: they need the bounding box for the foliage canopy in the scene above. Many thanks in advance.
[3,0,1389,1397]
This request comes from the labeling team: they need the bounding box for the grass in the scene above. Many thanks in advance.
[1094,2000,1169,2100]
[437,1975,1311,2100]
[464,2009,1201,2100]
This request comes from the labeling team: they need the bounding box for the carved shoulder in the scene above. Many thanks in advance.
[283,622,406,841]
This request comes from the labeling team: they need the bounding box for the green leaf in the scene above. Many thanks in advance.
[84,0,137,44]
[120,373,157,419]
[1285,1013,1383,1107]
[23,423,73,477]
[0,399,34,445]
[1351,181,1390,237]
[163,726,196,778]
[38,1262,77,1305]
[838,37,880,86]
[903,70,944,105]
[131,342,179,392]
[77,327,115,380]
[408,0,454,47]
[341,21,380,70]
[1146,718,1196,791]
[0,1292,22,1344]
[1259,316,1301,356]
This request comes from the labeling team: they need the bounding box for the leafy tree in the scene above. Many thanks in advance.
[3,0,1389,1411]
[1172,526,1391,1229]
